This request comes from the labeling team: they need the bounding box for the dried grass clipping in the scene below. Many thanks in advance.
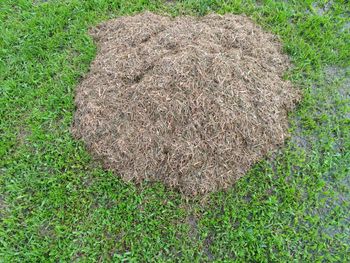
[72,12,300,196]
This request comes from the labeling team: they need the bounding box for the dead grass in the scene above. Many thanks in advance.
[72,12,300,196]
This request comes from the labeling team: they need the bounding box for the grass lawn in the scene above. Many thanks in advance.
[1,0,349,261]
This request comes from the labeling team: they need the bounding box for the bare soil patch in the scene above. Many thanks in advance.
[72,12,300,196]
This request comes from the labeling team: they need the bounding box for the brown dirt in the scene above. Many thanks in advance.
[72,12,301,196]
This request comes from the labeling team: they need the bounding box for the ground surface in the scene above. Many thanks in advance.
[1,0,349,261]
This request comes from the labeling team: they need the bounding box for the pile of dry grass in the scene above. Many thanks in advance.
[72,12,300,196]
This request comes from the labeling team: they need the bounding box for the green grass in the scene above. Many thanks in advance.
[1,0,349,261]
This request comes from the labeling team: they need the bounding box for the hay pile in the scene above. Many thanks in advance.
[72,12,300,195]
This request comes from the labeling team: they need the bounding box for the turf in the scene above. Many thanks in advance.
[0,0,349,261]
